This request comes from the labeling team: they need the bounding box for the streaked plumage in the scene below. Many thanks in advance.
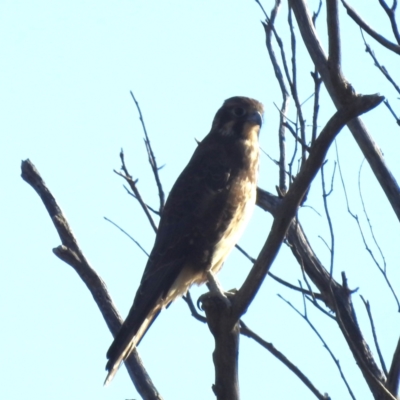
[105,96,264,384]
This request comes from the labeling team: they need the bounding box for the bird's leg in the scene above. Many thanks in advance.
[206,271,232,308]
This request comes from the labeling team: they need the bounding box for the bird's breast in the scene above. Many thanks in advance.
[209,137,259,273]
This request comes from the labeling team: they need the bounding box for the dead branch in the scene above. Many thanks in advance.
[360,31,400,95]
[115,149,158,233]
[279,294,356,399]
[21,159,162,400]
[360,296,388,375]
[201,292,240,400]
[240,320,330,400]
[341,0,400,54]
[261,1,290,193]
[378,0,400,45]
[256,185,393,400]
[184,290,329,399]
[387,336,400,395]
[290,0,400,223]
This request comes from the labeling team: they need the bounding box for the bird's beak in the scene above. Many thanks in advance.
[246,111,263,128]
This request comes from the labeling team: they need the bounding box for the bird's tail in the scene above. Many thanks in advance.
[104,306,161,386]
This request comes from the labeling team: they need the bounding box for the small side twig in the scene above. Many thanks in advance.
[341,0,400,54]
[320,161,336,275]
[386,336,400,395]
[240,320,331,400]
[279,294,356,400]
[360,296,387,375]
[378,0,400,45]
[115,149,158,233]
[104,217,150,257]
[360,30,400,95]
[235,244,323,299]
[383,99,400,126]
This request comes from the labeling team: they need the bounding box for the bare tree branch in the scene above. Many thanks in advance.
[240,320,331,400]
[184,289,330,399]
[201,292,240,400]
[320,161,336,275]
[261,1,290,193]
[20,159,162,400]
[115,149,158,233]
[378,0,400,45]
[386,336,400,396]
[360,30,400,95]
[279,294,356,399]
[104,217,150,257]
[360,296,388,375]
[290,0,400,225]
[341,0,400,54]
[256,185,392,399]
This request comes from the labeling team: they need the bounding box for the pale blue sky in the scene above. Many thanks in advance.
[2,1,400,399]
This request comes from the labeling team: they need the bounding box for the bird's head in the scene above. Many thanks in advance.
[210,96,264,140]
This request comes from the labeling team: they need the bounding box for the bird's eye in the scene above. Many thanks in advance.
[232,107,246,117]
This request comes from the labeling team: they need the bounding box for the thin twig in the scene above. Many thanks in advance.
[378,0,400,44]
[116,149,158,233]
[123,185,161,216]
[235,244,323,299]
[261,1,290,193]
[104,217,150,257]
[283,121,311,151]
[383,99,400,126]
[279,294,356,400]
[358,161,400,310]
[320,162,336,275]
[360,30,400,95]
[288,7,307,163]
[240,320,331,400]
[360,296,388,375]
[311,70,322,144]
[341,0,400,54]
[130,91,166,213]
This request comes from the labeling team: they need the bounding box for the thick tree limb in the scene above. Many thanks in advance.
[21,159,162,400]
[387,336,400,396]
[201,293,240,400]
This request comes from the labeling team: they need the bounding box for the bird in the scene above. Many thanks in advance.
[105,96,264,384]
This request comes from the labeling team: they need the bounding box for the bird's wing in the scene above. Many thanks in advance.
[105,139,235,382]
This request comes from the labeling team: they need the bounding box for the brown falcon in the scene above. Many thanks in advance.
[105,96,264,384]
